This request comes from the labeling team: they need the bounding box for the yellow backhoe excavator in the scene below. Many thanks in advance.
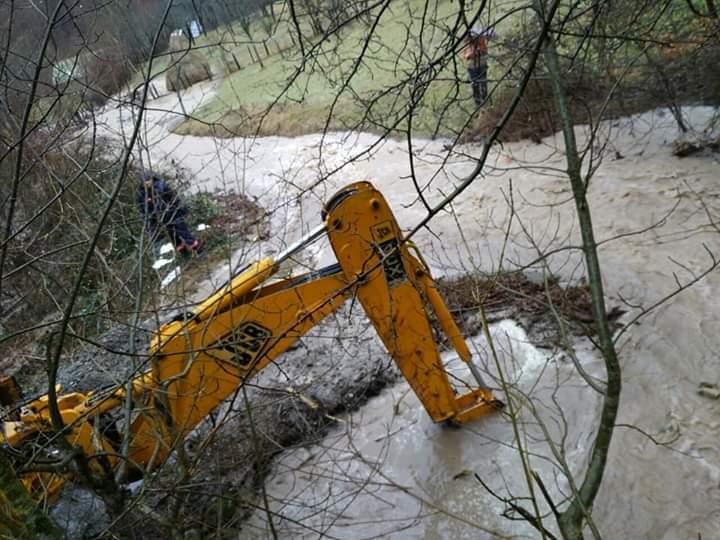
[0,181,502,503]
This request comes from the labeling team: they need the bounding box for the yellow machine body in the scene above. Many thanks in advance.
[0,182,501,502]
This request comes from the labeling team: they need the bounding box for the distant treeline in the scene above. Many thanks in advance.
[0,0,278,104]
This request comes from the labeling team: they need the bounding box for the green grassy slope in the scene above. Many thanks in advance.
[130,0,717,141]
[172,0,520,138]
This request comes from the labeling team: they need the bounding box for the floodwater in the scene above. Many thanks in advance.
[242,320,604,539]
[94,82,720,538]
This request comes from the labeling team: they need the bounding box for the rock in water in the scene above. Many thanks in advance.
[50,487,110,540]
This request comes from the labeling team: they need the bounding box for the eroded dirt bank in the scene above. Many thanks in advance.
[61,84,720,539]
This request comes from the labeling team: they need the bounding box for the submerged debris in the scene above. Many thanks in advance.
[672,134,720,157]
[698,382,720,400]
[437,271,625,348]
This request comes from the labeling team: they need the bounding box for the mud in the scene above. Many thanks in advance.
[47,307,396,538]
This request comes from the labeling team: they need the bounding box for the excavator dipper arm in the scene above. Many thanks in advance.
[323,182,500,423]
[0,181,501,500]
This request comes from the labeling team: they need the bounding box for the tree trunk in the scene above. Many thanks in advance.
[534,2,623,538]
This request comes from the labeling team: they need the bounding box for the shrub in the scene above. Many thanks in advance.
[0,135,162,364]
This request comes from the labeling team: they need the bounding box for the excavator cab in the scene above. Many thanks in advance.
[0,181,502,500]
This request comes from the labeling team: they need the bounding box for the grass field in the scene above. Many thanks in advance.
[168,0,525,138]
[130,0,716,141]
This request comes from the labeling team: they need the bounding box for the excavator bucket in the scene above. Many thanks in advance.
[323,181,503,424]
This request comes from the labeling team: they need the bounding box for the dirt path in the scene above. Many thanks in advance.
[90,87,720,539]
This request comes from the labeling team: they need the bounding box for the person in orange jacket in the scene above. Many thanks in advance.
[462,26,497,106]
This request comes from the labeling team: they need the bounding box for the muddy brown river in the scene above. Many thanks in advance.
[94,85,720,538]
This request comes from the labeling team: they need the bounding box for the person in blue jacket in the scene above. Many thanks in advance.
[137,171,200,254]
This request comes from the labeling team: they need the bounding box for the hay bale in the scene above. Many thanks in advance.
[168,31,191,53]
[166,49,212,92]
